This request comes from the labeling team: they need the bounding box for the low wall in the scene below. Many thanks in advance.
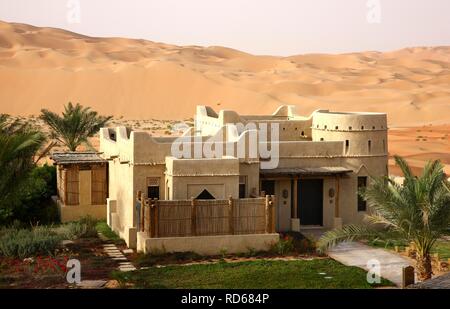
[56,198,107,222]
[136,232,279,255]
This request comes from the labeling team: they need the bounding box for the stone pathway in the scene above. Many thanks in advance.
[328,241,413,287]
[102,243,136,272]
[76,235,136,289]
[410,272,450,289]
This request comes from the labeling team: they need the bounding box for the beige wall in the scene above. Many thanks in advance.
[137,232,280,255]
[59,203,106,222]
[166,157,240,199]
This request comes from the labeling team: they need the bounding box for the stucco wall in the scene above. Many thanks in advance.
[137,232,280,255]
[166,157,240,199]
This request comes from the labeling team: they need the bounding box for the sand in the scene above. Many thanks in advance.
[0,20,449,127]
[1,20,450,175]
[388,124,450,176]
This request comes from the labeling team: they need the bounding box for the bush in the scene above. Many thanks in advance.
[57,216,98,240]
[0,226,62,259]
[2,165,59,225]
[271,235,294,256]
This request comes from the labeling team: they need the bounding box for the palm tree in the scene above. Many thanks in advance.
[40,102,112,151]
[318,156,450,281]
[0,115,46,219]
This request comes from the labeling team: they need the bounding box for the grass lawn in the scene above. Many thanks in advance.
[368,239,450,260]
[112,258,393,289]
[432,240,450,260]
[96,220,124,245]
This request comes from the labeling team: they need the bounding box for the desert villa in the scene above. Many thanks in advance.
[53,105,388,254]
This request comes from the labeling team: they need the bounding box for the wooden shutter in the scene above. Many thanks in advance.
[66,166,79,205]
[91,165,107,205]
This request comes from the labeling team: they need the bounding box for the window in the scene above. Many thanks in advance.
[301,131,305,136]
[147,177,160,199]
[320,137,324,141]
[345,140,350,153]
[335,126,339,130]
[239,176,247,198]
[368,140,372,153]
[197,189,215,199]
[357,177,367,211]
[91,165,107,205]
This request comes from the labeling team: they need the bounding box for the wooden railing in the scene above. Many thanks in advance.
[136,193,275,238]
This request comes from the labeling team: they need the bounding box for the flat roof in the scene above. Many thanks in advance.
[260,166,353,176]
[51,152,106,165]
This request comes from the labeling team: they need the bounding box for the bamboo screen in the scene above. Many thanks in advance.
[91,165,107,205]
[154,198,267,238]
[65,166,79,205]
[157,200,192,237]
[233,198,266,234]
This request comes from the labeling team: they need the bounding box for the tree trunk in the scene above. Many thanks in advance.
[416,253,432,281]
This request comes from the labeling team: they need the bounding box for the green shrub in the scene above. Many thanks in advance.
[0,226,62,259]
[58,216,98,239]
[270,235,294,256]
[2,165,59,225]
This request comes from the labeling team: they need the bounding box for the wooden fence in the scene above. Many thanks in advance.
[136,193,275,238]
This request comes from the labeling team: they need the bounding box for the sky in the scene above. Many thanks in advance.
[0,0,449,56]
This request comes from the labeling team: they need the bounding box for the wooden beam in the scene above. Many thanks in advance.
[191,197,197,236]
[228,196,234,235]
[293,177,298,218]
[335,176,340,218]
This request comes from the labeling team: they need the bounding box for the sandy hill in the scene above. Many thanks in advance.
[0,20,449,126]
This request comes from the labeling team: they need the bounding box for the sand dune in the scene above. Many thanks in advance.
[0,20,449,126]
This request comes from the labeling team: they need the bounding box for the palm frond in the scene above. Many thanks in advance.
[317,225,380,253]
[40,102,112,151]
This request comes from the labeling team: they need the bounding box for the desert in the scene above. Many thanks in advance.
[1,20,449,176]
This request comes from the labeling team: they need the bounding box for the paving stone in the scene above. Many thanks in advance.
[106,251,122,254]
[76,280,107,289]
[112,257,128,261]
[411,272,450,289]
[61,240,75,246]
